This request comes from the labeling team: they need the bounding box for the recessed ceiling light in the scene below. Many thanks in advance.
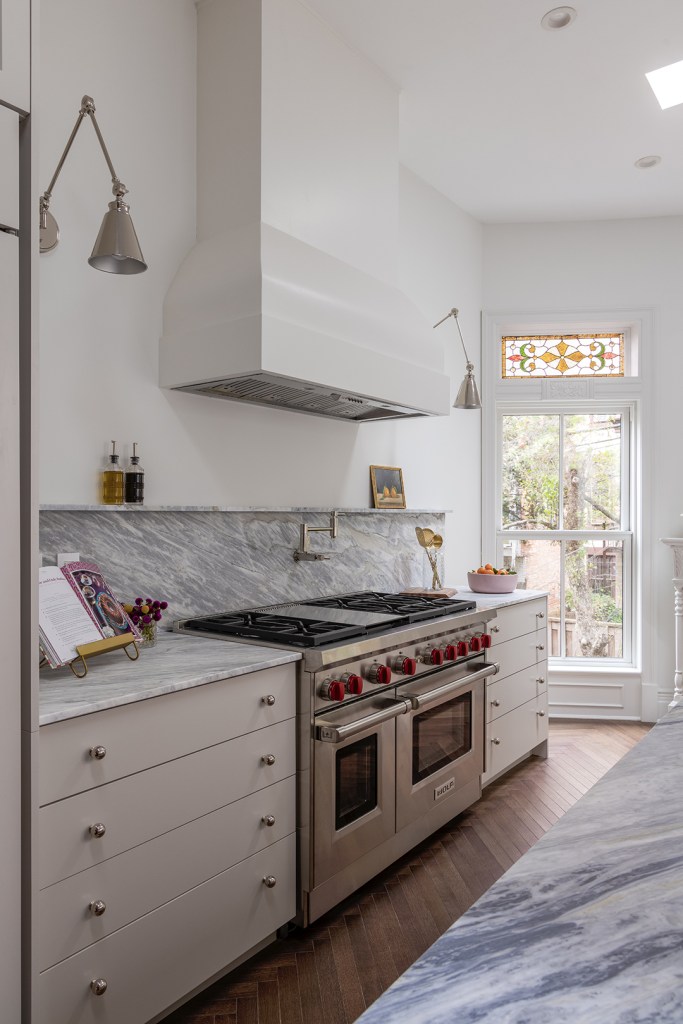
[541,7,577,30]
[646,59,683,110]
[634,155,662,169]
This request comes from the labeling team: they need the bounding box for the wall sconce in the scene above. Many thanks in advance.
[433,307,481,409]
[39,95,147,274]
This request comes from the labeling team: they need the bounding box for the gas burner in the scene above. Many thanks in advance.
[180,592,477,649]
[304,592,465,622]
[182,611,364,647]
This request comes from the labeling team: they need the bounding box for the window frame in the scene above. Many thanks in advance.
[495,403,633,666]
[481,308,653,719]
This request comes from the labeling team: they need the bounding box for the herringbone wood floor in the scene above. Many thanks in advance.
[162,720,650,1024]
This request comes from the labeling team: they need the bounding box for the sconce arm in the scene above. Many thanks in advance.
[40,96,128,226]
[432,307,473,366]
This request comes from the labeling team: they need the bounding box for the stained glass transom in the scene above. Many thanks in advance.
[501,334,624,378]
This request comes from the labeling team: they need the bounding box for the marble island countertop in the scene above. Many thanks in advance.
[358,705,683,1024]
[39,631,301,726]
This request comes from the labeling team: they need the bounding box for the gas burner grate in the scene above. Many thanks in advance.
[303,592,474,622]
[182,611,367,647]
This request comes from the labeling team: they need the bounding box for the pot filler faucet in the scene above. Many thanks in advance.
[294,511,344,561]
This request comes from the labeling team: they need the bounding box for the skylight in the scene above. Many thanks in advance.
[646,59,683,110]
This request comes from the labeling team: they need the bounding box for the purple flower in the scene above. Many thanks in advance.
[153,611,162,621]
[135,597,143,606]
[142,614,152,624]
[160,601,168,610]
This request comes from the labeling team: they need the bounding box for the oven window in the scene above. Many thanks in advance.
[412,692,472,784]
[335,735,378,830]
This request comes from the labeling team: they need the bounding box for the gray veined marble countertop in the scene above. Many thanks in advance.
[39,631,301,726]
[357,705,683,1024]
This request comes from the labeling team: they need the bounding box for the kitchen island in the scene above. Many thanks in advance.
[357,704,682,1024]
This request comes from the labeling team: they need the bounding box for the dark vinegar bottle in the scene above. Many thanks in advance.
[125,442,145,504]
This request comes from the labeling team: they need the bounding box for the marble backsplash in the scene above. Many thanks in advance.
[39,509,447,620]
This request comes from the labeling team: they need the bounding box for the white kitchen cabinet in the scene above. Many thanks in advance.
[38,665,297,1024]
[482,597,549,785]
[0,0,30,113]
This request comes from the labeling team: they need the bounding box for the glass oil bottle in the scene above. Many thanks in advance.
[125,442,145,504]
[102,440,124,504]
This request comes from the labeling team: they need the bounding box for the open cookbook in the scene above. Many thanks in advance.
[39,561,139,669]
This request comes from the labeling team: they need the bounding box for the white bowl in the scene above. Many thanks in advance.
[467,571,518,594]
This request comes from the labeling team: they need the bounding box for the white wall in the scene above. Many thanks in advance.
[39,1,484,586]
[483,216,683,715]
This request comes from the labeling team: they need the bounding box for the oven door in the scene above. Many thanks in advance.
[313,696,410,887]
[395,660,497,832]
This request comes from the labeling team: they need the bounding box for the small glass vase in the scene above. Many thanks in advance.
[137,621,158,649]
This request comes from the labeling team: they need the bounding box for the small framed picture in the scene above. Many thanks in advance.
[370,465,406,509]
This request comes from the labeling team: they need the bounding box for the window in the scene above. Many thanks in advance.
[501,334,625,378]
[498,410,631,663]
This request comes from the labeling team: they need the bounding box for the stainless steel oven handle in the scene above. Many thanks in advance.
[405,662,499,711]
[316,698,412,744]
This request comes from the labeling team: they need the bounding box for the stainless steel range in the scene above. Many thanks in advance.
[176,592,499,924]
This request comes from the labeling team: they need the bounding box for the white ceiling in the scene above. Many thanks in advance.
[303,0,683,223]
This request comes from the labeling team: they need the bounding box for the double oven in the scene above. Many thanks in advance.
[312,659,494,904]
[178,591,498,926]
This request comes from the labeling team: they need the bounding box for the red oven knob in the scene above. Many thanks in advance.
[342,673,363,696]
[365,663,392,685]
[469,636,482,653]
[390,655,417,675]
[318,679,345,702]
[444,644,458,660]
[457,640,469,658]
[420,647,444,666]
[479,632,492,648]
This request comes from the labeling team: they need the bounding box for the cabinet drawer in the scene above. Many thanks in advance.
[39,775,295,970]
[40,663,296,805]
[493,633,546,681]
[484,694,549,782]
[38,834,296,1024]
[39,718,295,888]
[490,599,547,645]
[487,665,548,722]
[0,106,19,228]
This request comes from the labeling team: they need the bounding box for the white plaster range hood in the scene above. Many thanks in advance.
[160,0,451,422]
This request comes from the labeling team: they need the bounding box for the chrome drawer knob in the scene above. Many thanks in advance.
[536,677,545,685]
[491,699,501,707]
[90,978,108,996]
[262,754,276,766]
[262,814,276,827]
[89,745,107,760]
[492,737,501,745]
[263,875,277,888]
[262,695,276,706]
[537,612,545,619]
[537,710,546,718]
[490,624,500,633]
[89,822,106,839]
[89,899,106,917]
[536,644,545,651]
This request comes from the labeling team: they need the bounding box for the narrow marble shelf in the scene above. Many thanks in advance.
[40,505,452,514]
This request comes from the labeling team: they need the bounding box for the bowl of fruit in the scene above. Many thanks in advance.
[467,565,518,594]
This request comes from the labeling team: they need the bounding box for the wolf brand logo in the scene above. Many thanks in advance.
[434,777,455,800]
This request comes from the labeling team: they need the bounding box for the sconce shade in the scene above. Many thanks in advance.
[454,365,481,410]
[88,200,147,274]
